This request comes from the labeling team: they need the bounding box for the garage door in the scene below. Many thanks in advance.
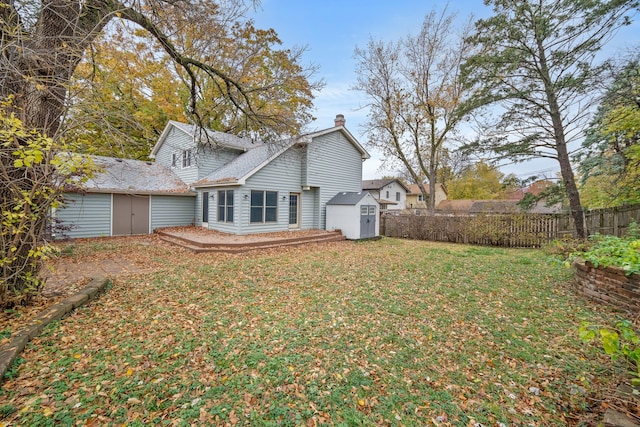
[113,194,150,236]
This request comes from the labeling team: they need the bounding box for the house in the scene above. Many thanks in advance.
[326,192,380,240]
[56,115,371,237]
[405,183,448,209]
[435,198,563,214]
[436,199,521,214]
[361,178,410,210]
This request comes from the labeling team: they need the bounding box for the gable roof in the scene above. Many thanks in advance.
[192,140,297,187]
[326,191,377,206]
[436,199,520,213]
[362,178,410,192]
[150,121,257,158]
[71,155,193,195]
[151,121,371,161]
[407,183,448,195]
[191,124,370,188]
[303,125,370,160]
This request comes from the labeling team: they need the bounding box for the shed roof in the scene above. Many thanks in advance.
[327,191,378,206]
[70,155,192,195]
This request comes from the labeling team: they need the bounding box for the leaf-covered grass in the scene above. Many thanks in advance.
[0,237,625,426]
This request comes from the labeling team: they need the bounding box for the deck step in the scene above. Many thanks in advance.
[158,232,346,254]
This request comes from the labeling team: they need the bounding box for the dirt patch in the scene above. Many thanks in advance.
[1,235,168,341]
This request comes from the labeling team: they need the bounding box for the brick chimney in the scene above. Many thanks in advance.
[334,114,345,127]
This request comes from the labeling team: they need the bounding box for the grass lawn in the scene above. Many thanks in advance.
[0,237,627,426]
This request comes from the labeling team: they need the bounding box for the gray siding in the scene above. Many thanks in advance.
[199,188,241,234]
[150,195,196,230]
[306,132,363,228]
[155,126,244,184]
[154,127,199,184]
[55,193,111,238]
[239,148,304,234]
[300,187,319,229]
[196,146,243,178]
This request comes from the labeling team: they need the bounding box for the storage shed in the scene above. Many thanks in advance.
[326,192,379,240]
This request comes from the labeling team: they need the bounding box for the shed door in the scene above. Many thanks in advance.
[360,205,376,238]
[113,194,150,236]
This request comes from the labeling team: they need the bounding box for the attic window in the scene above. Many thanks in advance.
[182,149,192,168]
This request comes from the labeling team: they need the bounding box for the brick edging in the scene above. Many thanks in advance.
[0,276,110,381]
[572,259,640,315]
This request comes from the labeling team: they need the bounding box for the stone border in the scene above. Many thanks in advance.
[572,259,640,315]
[0,276,109,380]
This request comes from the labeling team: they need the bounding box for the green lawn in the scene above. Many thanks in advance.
[0,237,625,426]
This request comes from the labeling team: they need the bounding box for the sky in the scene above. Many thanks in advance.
[248,1,640,181]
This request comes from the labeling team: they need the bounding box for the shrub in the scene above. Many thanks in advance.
[580,320,640,386]
[0,98,92,307]
[572,223,640,276]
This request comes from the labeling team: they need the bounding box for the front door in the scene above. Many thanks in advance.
[202,191,209,228]
[288,193,300,228]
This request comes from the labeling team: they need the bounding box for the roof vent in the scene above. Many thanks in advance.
[146,161,152,165]
[115,158,123,162]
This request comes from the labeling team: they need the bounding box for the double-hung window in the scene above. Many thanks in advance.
[250,190,277,223]
[217,190,234,223]
[171,153,178,167]
[182,149,192,168]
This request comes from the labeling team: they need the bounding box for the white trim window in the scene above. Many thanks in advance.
[171,153,178,167]
[217,190,234,223]
[250,190,277,223]
[182,149,192,168]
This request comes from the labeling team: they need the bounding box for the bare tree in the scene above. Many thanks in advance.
[353,7,474,212]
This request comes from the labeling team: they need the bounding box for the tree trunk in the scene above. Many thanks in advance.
[557,142,587,238]
[428,163,437,214]
[0,0,112,306]
[2,0,111,133]
[535,36,587,238]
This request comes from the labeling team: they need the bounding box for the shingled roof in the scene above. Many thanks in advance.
[362,178,410,192]
[192,140,297,187]
[74,155,193,195]
[326,191,375,205]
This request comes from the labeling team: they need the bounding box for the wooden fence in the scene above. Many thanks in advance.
[381,204,640,248]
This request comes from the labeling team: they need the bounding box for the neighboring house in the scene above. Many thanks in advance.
[436,199,520,214]
[435,199,563,214]
[405,183,448,209]
[56,115,371,237]
[361,178,410,210]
